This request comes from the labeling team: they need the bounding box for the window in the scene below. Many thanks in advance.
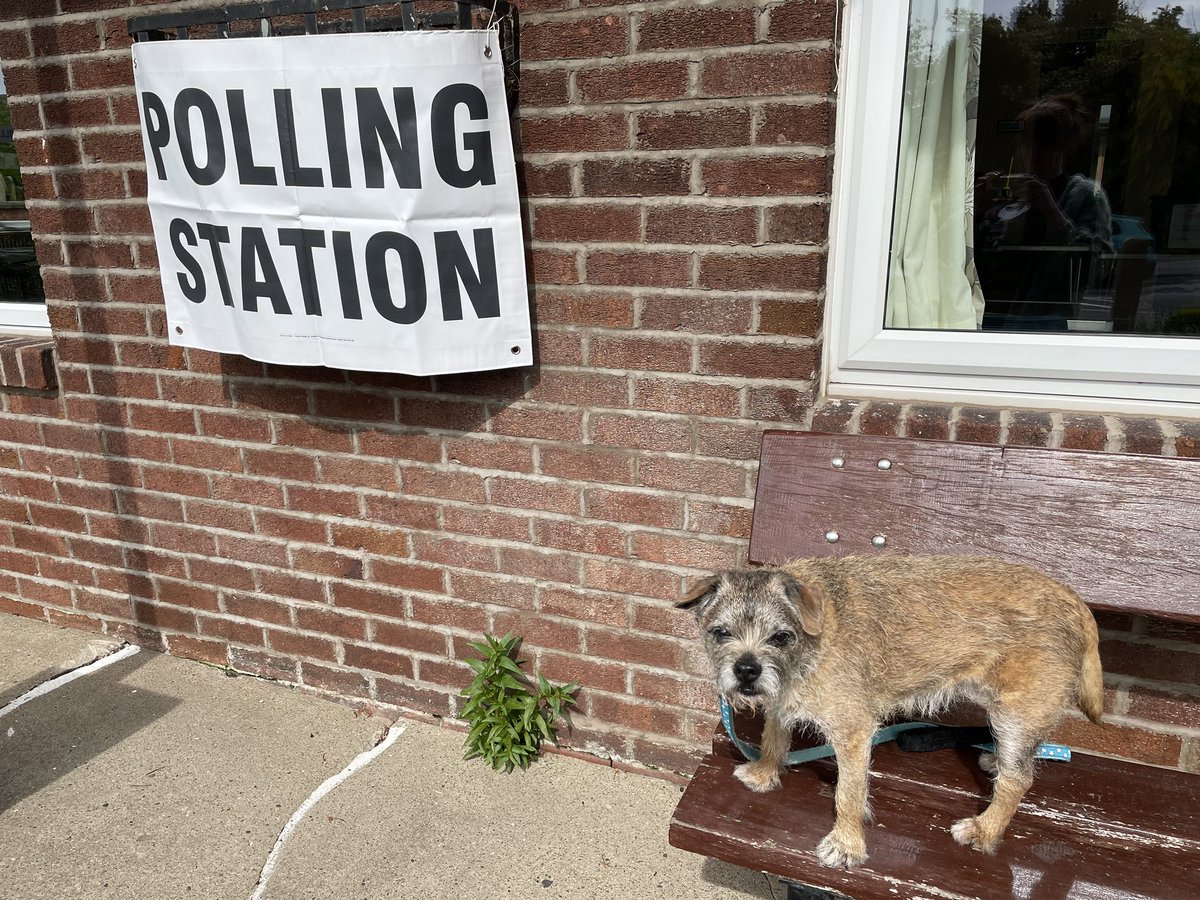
[826,0,1200,415]
[0,65,49,332]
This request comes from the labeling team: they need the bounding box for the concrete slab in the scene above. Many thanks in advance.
[0,612,119,707]
[0,636,388,900]
[259,721,777,900]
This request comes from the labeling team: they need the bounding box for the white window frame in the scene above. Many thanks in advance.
[823,0,1200,417]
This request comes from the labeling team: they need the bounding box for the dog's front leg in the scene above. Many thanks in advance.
[733,712,789,792]
[816,727,874,868]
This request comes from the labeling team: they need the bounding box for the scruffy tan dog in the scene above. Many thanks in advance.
[678,555,1103,869]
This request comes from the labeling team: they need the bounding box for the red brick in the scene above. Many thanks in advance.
[491,610,583,653]
[583,559,679,600]
[361,495,441,531]
[539,587,627,627]
[590,413,691,453]
[757,298,823,338]
[1121,418,1165,455]
[539,446,635,486]
[301,662,369,698]
[528,247,579,285]
[702,156,828,197]
[534,518,626,558]
[859,401,904,437]
[956,407,1002,443]
[636,108,751,150]
[449,571,536,610]
[632,534,740,570]
[587,693,685,738]
[375,677,453,715]
[522,16,629,61]
[229,647,297,681]
[764,202,829,244]
[30,21,99,58]
[518,161,572,197]
[644,204,757,245]
[489,405,584,442]
[286,484,360,517]
[632,671,716,711]
[694,422,765,460]
[700,251,825,292]
[702,50,833,98]
[906,405,953,441]
[167,635,228,667]
[533,203,641,244]
[410,596,489,633]
[344,644,414,678]
[1100,639,1200,683]
[1062,415,1109,452]
[1126,688,1200,729]
[586,488,683,529]
[760,101,834,147]
[400,467,486,503]
[521,113,627,153]
[490,476,583,516]
[519,67,571,106]
[580,158,690,197]
[443,505,530,543]
[374,619,449,655]
[638,7,757,50]
[698,340,817,380]
[82,130,144,165]
[533,290,634,329]
[71,56,132,91]
[412,534,497,572]
[356,430,441,463]
[577,60,689,103]
[269,629,338,662]
[588,335,692,373]
[632,378,740,417]
[1007,411,1054,447]
[133,600,196,633]
[1050,716,1182,767]
[639,294,754,335]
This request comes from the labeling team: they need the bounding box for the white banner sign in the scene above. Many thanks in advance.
[133,31,531,375]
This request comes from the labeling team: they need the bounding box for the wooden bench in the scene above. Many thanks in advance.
[669,431,1200,900]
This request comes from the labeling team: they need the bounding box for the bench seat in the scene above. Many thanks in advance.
[669,431,1200,899]
[671,717,1200,899]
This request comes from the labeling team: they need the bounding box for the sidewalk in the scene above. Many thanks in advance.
[0,613,777,900]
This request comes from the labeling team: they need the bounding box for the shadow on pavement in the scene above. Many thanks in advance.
[0,653,178,814]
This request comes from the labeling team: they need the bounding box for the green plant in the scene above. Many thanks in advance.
[460,632,579,773]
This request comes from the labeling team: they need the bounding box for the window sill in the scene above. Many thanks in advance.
[0,334,57,391]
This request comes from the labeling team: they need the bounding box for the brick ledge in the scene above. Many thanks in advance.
[0,335,57,391]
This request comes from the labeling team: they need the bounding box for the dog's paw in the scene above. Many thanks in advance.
[951,816,999,854]
[733,761,781,793]
[816,831,868,869]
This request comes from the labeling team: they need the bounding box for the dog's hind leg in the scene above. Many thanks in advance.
[951,704,1051,853]
[816,725,874,868]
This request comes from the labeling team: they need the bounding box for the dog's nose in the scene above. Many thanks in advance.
[734,655,761,684]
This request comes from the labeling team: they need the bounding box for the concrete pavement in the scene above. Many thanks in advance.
[0,613,777,900]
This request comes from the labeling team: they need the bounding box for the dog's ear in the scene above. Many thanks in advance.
[779,574,825,636]
[677,575,720,616]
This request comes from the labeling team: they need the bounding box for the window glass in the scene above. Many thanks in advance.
[0,66,46,316]
[885,0,1200,338]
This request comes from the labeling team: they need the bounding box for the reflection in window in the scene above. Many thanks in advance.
[0,66,45,311]
[886,0,1200,337]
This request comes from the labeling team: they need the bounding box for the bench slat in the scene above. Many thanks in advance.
[750,431,1200,622]
[671,734,1200,900]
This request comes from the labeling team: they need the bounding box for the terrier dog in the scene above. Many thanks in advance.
[679,555,1103,869]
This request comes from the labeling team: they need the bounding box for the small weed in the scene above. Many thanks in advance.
[460,633,578,773]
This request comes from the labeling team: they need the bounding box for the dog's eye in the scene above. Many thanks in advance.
[768,631,795,648]
[708,626,732,642]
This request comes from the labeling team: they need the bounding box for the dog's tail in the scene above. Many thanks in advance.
[1076,602,1105,725]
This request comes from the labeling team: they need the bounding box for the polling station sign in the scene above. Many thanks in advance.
[132,30,532,375]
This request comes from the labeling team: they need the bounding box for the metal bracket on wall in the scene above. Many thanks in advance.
[127,0,520,109]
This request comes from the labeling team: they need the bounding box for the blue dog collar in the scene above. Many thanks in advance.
[718,696,1071,765]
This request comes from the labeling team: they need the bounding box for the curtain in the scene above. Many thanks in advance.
[885,0,985,330]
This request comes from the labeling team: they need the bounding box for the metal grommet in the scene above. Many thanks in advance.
[831,457,845,469]
[483,44,493,58]
[877,459,892,470]
[511,346,521,355]
[824,531,839,543]
[872,534,887,548]
[175,326,183,335]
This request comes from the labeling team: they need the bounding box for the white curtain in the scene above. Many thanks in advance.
[885,0,985,330]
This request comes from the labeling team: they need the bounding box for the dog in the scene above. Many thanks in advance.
[678,555,1103,869]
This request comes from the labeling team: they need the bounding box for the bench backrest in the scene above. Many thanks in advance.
[750,431,1200,623]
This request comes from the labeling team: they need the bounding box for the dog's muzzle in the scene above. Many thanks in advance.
[733,654,762,695]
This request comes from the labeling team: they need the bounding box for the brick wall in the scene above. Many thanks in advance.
[0,0,1196,776]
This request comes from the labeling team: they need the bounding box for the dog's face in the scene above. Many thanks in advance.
[678,568,825,710]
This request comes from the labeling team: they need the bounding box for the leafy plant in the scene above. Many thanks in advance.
[460,632,578,773]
